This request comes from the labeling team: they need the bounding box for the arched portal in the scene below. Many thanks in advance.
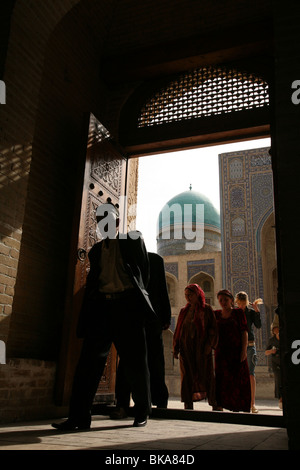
[189,271,215,306]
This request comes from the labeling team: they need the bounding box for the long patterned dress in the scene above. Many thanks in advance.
[214,308,251,412]
[173,304,218,406]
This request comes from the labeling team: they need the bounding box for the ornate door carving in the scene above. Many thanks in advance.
[55,114,127,406]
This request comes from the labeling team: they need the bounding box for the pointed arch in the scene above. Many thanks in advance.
[165,272,178,307]
[189,271,215,306]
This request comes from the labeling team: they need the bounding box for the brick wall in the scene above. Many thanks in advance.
[0,359,67,422]
[0,0,81,345]
[0,0,120,359]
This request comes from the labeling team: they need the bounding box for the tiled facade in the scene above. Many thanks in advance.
[219,147,276,364]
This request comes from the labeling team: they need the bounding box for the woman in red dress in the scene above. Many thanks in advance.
[173,284,218,409]
[214,289,251,412]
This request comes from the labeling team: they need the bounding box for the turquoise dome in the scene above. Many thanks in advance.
[157,189,220,233]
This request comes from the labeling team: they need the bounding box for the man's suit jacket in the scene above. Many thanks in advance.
[147,252,171,328]
[77,231,155,338]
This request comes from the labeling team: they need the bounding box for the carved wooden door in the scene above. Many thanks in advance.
[55,114,127,406]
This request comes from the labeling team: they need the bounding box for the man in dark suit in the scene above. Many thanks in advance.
[146,252,171,407]
[112,251,171,417]
[52,203,155,430]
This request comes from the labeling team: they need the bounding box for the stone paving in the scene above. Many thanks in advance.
[0,399,289,452]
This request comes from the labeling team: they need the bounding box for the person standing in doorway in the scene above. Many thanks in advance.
[265,322,282,409]
[235,291,262,413]
[173,284,218,410]
[145,252,171,408]
[214,289,251,413]
[112,252,171,418]
[52,202,155,430]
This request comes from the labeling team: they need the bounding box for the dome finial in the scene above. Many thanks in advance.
[189,183,192,190]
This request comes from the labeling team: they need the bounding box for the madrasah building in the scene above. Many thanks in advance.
[158,146,277,397]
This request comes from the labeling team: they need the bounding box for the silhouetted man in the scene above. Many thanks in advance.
[52,203,155,429]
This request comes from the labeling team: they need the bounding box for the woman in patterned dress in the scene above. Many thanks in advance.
[173,284,218,409]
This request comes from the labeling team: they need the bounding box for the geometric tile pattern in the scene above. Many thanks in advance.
[187,259,215,281]
[219,147,273,364]
[164,262,179,279]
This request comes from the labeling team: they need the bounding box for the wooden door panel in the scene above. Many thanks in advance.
[79,116,127,404]
[55,114,127,406]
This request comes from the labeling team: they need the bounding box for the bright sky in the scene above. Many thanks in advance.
[135,137,271,253]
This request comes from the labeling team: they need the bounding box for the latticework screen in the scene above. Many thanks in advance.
[138,66,269,128]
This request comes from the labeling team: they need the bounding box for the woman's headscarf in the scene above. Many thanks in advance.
[173,284,206,344]
[185,283,206,309]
